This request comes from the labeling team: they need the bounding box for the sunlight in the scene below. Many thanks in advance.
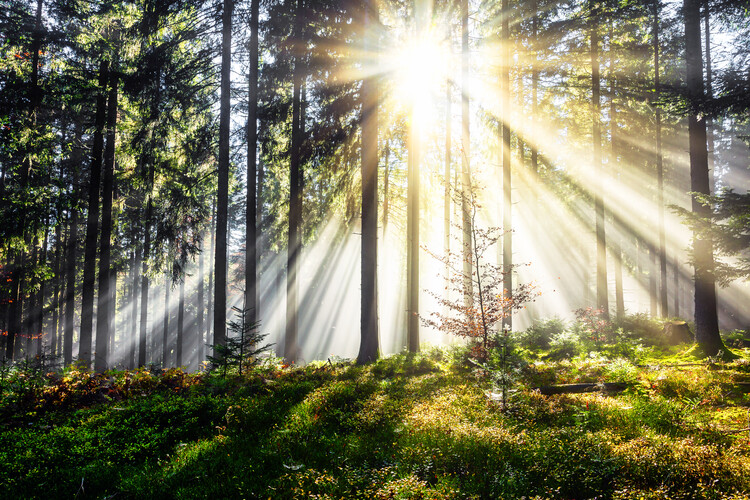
[385,30,449,126]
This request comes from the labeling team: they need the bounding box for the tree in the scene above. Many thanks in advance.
[245,0,260,327]
[79,59,109,368]
[214,0,233,352]
[590,0,608,318]
[500,0,512,332]
[358,0,379,364]
[208,300,272,376]
[683,0,721,355]
[423,187,536,362]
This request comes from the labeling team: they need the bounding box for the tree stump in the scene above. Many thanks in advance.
[663,321,694,345]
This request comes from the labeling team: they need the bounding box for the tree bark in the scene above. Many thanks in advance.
[163,276,170,366]
[177,275,185,367]
[79,59,109,368]
[461,0,473,312]
[285,0,305,362]
[358,0,379,364]
[95,61,118,372]
[214,0,233,350]
[654,0,668,316]
[246,0,259,327]
[684,0,721,355]
[591,0,608,317]
[501,0,512,332]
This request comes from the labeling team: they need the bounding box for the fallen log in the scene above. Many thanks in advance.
[533,382,630,396]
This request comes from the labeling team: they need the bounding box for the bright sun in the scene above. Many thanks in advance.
[387,32,449,122]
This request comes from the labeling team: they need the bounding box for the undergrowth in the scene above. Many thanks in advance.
[1,329,749,499]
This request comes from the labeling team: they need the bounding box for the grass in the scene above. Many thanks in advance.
[1,338,750,499]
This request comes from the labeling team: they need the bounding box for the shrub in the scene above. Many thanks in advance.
[517,317,567,350]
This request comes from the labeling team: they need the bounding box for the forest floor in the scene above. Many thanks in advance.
[2,334,750,499]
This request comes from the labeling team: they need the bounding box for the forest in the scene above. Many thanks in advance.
[1,0,750,497]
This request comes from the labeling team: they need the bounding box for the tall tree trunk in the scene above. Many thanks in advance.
[138,167,154,367]
[382,143,390,237]
[591,0,608,317]
[62,120,82,366]
[531,0,539,178]
[177,275,185,367]
[358,0,379,364]
[444,45,451,287]
[684,0,721,354]
[246,0,260,326]
[673,259,680,317]
[501,0,512,332]
[79,59,109,368]
[36,223,49,356]
[163,276,170,366]
[461,0,473,311]
[703,0,715,190]
[214,0,233,350]
[285,0,304,362]
[197,240,205,364]
[406,54,420,352]
[95,61,118,372]
[654,0,668,316]
[130,247,140,369]
[207,204,215,344]
[609,24,625,320]
[51,197,63,357]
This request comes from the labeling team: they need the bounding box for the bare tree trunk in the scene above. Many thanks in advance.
[95,60,118,372]
[163,276,170,366]
[703,0,715,190]
[246,0,260,326]
[214,0,233,350]
[501,0,512,332]
[358,0,379,364]
[654,0,668,316]
[177,276,185,367]
[461,0,473,311]
[79,59,109,368]
[285,0,305,362]
[684,0,721,355]
[591,0,608,317]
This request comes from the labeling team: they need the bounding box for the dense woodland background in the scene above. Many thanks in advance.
[0,0,749,372]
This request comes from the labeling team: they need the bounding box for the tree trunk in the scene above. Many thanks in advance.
[444,41,452,287]
[461,0,473,312]
[358,0,379,364]
[684,0,721,355]
[207,204,215,345]
[285,0,305,362]
[197,238,205,364]
[703,0,715,191]
[531,0,539,179]
[591,0,608,317]
[163,276,170,366]
[79,59,109,368]
[95,61,118,372]
[654,0,668,316]
[130,247,140,369]
[501,0,512,332]
[51,195,63,357]
[407,68,420,352]
[214,0,233,350]
[609,26,625,320]
[246,0,259,327]
[177,275,185,367]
